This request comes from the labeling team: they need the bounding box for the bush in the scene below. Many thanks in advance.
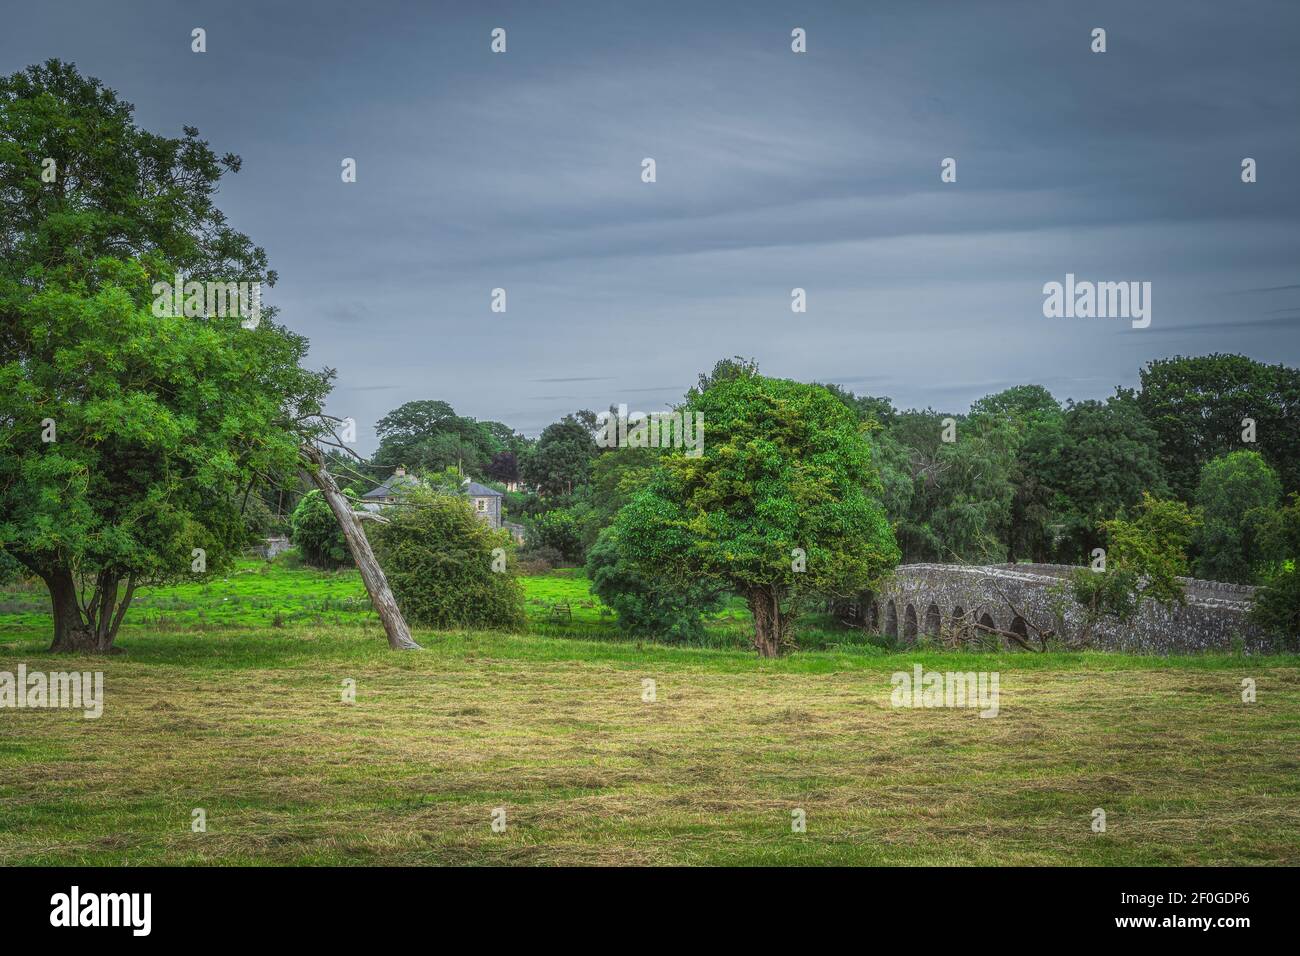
[370,488,527,631]
[516,544,563,576]
[290,488,356,569]
[526,508,585,563]
[585,526,724,641]
[270,547,305,570]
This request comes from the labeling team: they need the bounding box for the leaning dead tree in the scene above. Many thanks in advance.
[971,582,1056,652]
[298,422,420,651]
[927,575,1059,652]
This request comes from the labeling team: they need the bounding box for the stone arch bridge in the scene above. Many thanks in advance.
[856,564,1266,654]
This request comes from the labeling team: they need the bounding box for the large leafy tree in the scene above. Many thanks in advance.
[969,385,1064,562]
[1024,394,1167,562]
[887,409,1018,564]
[1138,354,1300,500]
[0,61,330,652]
[480,420,530,457]
[371,399,496,477]
[520,413,597,497]
[969,384,1061,424]
[484,449,520,485]
[613,376,899,657]
[1193,450,1282,584]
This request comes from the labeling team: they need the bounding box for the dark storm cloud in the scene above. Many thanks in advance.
[5,0,1298,448]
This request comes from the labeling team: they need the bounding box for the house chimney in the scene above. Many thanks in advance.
[395,466,406,477]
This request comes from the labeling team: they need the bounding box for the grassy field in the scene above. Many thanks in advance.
[1,560,1298,865]
[0,558,758,640]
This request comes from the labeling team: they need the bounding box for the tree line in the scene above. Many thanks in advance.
[4,60,1296,656]
[292,353,1299,652]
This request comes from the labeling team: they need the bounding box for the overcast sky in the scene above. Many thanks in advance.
[5,0,1299,451]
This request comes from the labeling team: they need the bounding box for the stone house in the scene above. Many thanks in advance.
[359,466,420,506]
[361,468,525,544]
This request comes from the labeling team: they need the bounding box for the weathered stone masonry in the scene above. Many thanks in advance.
[869,564,1267,654]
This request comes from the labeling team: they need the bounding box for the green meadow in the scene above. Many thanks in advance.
[1,560,1298,866]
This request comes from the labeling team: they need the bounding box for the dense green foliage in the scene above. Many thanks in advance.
[0,549,22,585]
[521,414,596,497]
[585,526,724,641]
[371,399,526,479]
[1021,394,1167,561]
[1193,451,1282,584]
[612,374,900,655]
[1069,494,1201,636]
[526,507,585,562]
[888,409,1018,564]
[355,354,1300,647]
[0,60,329,650]
[1138,354,1300,500]
[369,488,526,631]
[1251,494,1300,648]
[290,488,357,569]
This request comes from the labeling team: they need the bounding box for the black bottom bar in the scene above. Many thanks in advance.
[0,866,1284,941]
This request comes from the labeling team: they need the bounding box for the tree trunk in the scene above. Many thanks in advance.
[747,586,789,658]
[301,445,421,650]
[44,565,121,653]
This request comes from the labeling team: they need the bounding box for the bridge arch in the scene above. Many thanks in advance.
[903,604,918,642]
[874,562,1267,653]
[924,602,942,638]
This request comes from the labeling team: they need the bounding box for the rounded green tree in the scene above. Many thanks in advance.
[1194,450,1282,584]
[613,375,900,657]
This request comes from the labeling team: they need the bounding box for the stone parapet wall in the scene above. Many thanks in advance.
[872,563,1267,654]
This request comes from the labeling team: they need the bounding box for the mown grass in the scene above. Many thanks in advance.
[1,563,1298,865]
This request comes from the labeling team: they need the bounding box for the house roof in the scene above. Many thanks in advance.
[361,472,503,501]
[361,472,419,500]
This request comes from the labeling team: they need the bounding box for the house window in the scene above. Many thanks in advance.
[476,498,487,512]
